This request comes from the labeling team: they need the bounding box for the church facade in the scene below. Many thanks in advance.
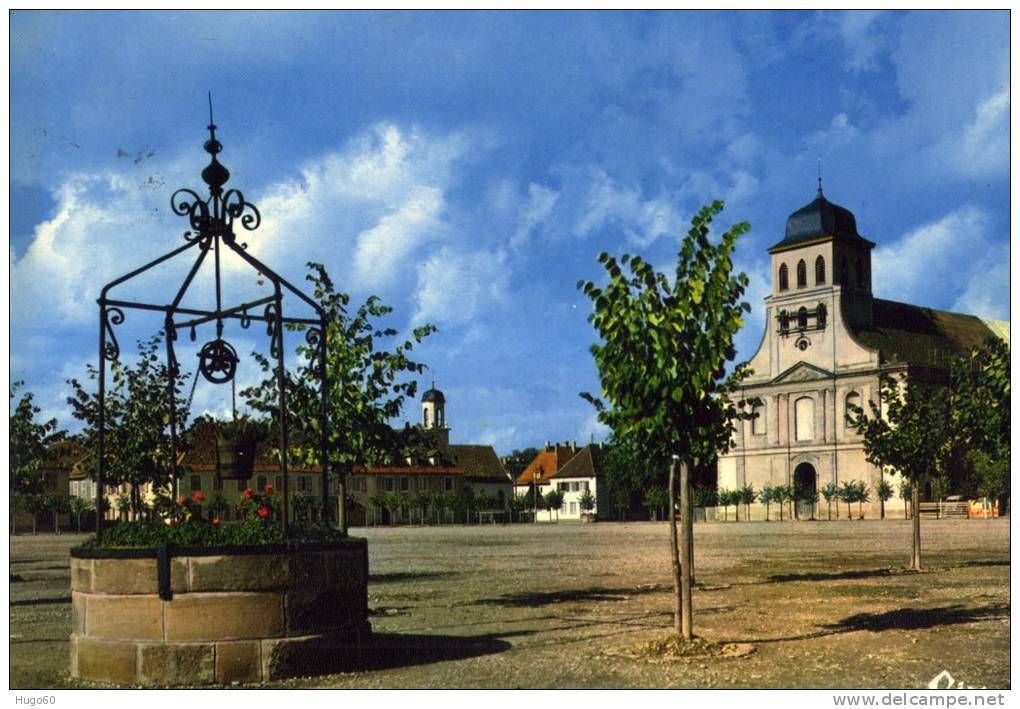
[717,186,1008,517]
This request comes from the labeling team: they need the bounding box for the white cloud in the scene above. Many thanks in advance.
[411,247,508,327]
[510,183,559,250]
[873,206,1008,319]
[574,169,685,247]
[838,11,888,73]
[951,89,1010,176]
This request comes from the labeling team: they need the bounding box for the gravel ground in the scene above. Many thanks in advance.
[8,518,1010,689]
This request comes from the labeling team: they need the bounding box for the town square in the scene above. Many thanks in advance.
[8,9,1010,696]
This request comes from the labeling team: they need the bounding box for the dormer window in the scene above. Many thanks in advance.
[796,260,807,288]
[778,264,789,291]
[815,256,825,285]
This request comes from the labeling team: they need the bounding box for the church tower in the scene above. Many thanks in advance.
[421,383,449,447]
[763,182,876,376]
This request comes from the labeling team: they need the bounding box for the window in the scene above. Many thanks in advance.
[190,475,201,492]
[383,478,394,492]
[298,477,308,492]
[797,307,808,330]
[275,476,283,491]
[751,403,766,435]
[423,408,430,427]
[400,477,410,492]
[444,477,454,491]
[815,256,825,285]
[581,481,590,491]
[418,477,429,490]
[237,479,247,492]
[794,396,815,441]
[778,264,789,291]
[845,391,861,425]
[570,502,577,515]
[817,303,827,329]
[257,476,267,491]
[796,259,807,288]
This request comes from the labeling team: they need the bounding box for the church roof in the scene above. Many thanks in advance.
[851,299,1008,369]
[516,444,577,484]
[421,387,445,404]
[769,187,875,254]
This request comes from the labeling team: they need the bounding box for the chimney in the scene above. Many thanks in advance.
[571,440,577,453]
[545,440,551,451]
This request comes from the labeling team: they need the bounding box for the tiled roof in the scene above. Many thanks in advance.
[516,445,577,484]
[445,444,509,481]
[553,444,605,480]
[851,299,1008,369]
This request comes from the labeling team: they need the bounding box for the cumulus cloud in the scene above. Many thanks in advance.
[950,89,1010,176]
[574,169,685,247]
[411,247,508,327]
[872,206,1008,319]
[837,11,889,72]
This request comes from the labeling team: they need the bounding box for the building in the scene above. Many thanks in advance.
[717,185,1009,517]
[514,441,608,520]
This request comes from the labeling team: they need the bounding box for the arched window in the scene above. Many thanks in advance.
[797,306,808,330]
[794,396,815,441]
[844,391,861,425]
[816,303,827,328]
[423,408,430,427]
[855,258,865,288]
[778,264,789,291]
[751,402,766,435]
[815,255,826,285]
[796,259,807,288]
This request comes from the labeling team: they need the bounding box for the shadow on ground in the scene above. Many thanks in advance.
[824,604,1010,633]
[369,571,460,584]
[334,632,513,673]
[767,568,903,583]
[475,584,667,607]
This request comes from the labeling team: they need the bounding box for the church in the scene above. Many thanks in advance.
[717,185,1009,517]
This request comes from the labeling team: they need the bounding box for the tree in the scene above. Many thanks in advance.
[507,492,529,523]
[10,382,64,496]
[717,488,734,522]
[952,338,1010,507]
[738,484,757,521]
[580,201,755,640]
[579,488,596,516]
[796,482,817,520]
[848,374,951,570]
[899,480,912,520]
[785,484,800,521]
[821,482,839,520]
[603,433,659,520]
[875,479,894,520]
[760,484,775,521]
[644,487,668,521]
[67,334,190,517]
[242,262,435,535]
[838,480,857,520]
[544,488,564,522]
[68,496,94,533]
[854,481,870,519]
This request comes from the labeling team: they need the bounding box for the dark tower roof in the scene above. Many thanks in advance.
[421,387,445,404]
[769,185,875,254]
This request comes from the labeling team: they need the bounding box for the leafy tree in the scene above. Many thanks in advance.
[760,484,775,521]
[837,480,857,520]
[717,488,734,521]
[44,492,68,534]
[507,492,529,523]
[875,479,894,520]
[848,375,951,570]
[413,490,431,525]
[242,262,435,535]
[68,495,94,533]
[784,484,800,520]
[898,480,913,520]
[951,338,1009,502]
[544,488,564,522]
[821,482,839,520]
[854,481,870,519]
[796,482,817,520]
[580,201,755,640]
[10,382,64,496]
[644,487,668,521]
[603,433,659,519]
[67,334,190,516]
[738,484,757,521]
[579,488,596,515]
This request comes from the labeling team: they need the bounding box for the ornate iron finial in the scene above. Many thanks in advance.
[171,97,261,240]
[817,155,823,197]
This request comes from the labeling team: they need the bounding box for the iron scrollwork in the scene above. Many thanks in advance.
[264,303,282,359]
[102,307,125,361]
[304,326,324,369]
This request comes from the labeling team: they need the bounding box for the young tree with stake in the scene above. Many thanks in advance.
[580,201,755,640]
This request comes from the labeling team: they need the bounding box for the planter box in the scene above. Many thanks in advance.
[70,540,370,686]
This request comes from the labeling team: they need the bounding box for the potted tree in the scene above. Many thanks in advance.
[214,416,269,482]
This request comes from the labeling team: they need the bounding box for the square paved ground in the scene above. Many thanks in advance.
[9,519,1009,688]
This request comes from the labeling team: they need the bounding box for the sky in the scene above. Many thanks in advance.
[9,10,1011,455]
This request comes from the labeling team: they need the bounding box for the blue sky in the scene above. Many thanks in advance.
[10,10,1010,454]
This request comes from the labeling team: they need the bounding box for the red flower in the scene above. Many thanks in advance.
[211,517,221,526]
[192,491,205,502]
[177,496,187,506]
[257,506,270,518]
[243,488,253,500]
[264,484,274,495]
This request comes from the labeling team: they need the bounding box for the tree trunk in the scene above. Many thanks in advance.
[911,482,922,571]
[679,459,694,640]
[880,499,885,520]
[667,458,682,637]
[827,501,831,520]
[779,502,783,522]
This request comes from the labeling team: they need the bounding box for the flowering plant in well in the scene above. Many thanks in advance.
[238,483,278,524]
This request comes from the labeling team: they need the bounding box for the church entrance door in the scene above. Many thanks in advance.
[794,462,817,520]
